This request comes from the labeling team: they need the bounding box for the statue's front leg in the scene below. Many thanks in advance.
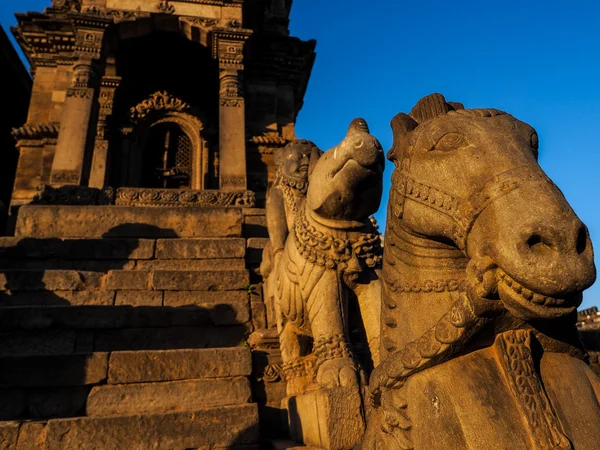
[308,269,360,389]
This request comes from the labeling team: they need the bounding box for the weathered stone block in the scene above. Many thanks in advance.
[0,353,108,387]
[27,387,89,419]
[115,291,162,306]
[87,378,251,416]
[0,271,101,292]
[0,237,63,259]
[135,258,246,271]
[0,307,126,331]
[0,305,250,331]
[15,206,243,238]
[43,404,259,450]
[283,387,365,450]
[0,238,155,260]
[0,421,19,450]
[108,348,252,383]
[64,239,156,260]
[105,270,150,290]
[163,290,247,306]
[94,326,246,352]
[151,270,249,291]
[15,421,47,450]
[243,214,268,238]
[0,330,76,357]
[163,291,249,324]
[156,238,246,259]
[0,291,115,307]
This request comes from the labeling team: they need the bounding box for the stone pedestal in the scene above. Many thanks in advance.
[282,387,366,450]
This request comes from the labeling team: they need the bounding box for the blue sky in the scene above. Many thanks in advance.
[2,1,600,308]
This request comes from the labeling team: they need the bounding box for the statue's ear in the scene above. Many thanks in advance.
[388,113,418,163]
[409,93,450,123]
[448,101,465,111]
[308,145,323,178]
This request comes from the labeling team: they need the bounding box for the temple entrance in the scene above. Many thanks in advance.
[142,123,192,188]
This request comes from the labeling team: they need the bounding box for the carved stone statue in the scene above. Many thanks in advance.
[268,119,384,397]
[363,94,599,449]
[261,139,320,326]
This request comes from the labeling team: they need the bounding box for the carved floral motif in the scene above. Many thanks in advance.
[115,188,255,207]
[130,91,190,121]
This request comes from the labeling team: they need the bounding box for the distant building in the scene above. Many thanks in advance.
[577,306,600,375]
[0,25,31,233]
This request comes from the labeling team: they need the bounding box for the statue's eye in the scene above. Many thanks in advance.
[530,132,539,151]
[431,133,468,151]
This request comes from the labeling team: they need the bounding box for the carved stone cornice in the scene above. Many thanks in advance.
[115,188,256,207]
[249,133,290,154]
[31,186,256,207]
[130,91,191,122]
[12,123,60,141]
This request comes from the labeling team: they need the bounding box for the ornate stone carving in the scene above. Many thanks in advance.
[364,94,599,449]
[31,186,254,207]
[50,170,81,184]
[156,1,176,14]
[265,120,384,400]
[66,88,93,99]
[52,0,81,11]
[180,17,219,28]
[220,175,247,190]
[109,10,152,23]
[33,185,115,206]
[115,188,255,207]
[12,123,60,140]
[130,91,190,121]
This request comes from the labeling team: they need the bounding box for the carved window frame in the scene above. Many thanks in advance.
[132,111,211,190]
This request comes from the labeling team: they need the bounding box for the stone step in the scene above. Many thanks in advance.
[15,205,243,239]
[0,303,251,331]
[0,404,259,449]
[0,237,247,261]
[0,270,250,292]
[87,377,252,416]
[0,269,250,292]
[0,386,90,420]
[0,348,252,388]
[0,289,249,307]
[0,326,247,356]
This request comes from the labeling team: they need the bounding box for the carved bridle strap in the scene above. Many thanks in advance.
[393,166,539,252]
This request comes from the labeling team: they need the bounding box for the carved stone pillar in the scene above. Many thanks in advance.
[89,76,121,188]
[50,59,97,185]
[50,22,106,185]
[214,30,251,191]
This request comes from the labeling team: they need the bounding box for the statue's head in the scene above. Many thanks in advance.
[388,93,595,321]
[307,119,385,222]
[275,139,320,189]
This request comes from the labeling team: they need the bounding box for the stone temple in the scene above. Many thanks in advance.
[0,0,316,448]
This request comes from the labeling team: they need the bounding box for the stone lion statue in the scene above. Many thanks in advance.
[269,119,385,396]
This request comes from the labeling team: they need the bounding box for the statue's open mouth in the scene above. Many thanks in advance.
[496,269,581,309]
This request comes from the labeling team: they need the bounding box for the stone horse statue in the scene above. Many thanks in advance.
[363,94,599,449]
[272,119,385,396]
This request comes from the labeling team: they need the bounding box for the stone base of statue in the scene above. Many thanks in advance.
[282,387,366,450]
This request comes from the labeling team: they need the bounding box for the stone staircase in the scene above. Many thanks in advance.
[0,205,268,449]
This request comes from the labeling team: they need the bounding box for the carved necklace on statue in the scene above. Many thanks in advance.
[278,173,308,216]
[293,205,383,271]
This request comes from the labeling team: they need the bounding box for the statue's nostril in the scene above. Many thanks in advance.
[526,233,546,250]
[576,226,588,255]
